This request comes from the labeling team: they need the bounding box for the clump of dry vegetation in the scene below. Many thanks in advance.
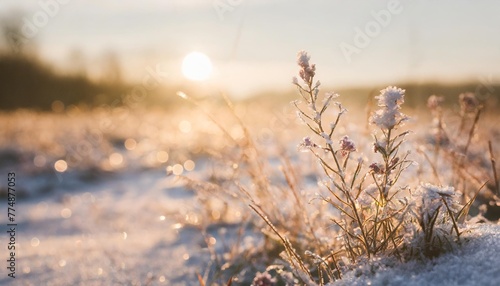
[184,51,498,285]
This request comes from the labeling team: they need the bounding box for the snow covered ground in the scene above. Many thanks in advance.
[2,166,500,286]
[1,106,500,285]
[0,169,210,285]
[335,223,500,286]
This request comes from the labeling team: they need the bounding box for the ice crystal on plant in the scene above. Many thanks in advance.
[416,183,458,220]
[321,132,333,145]
[252,271,277,286]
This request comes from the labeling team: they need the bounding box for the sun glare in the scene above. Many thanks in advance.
[182,52,213,81]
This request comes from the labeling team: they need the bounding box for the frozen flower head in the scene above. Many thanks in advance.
[369,162,385,174]
[297,50,310,67]
[376,86,405,109]
[427,95,444,111]
[298,136,318,152]
[339,135,356,156]
[296,50,316,85]
[459,92,479,113]
[252,271,277,286]
[371,86,408,130]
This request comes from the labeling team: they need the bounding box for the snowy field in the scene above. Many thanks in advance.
[1,93,500,285]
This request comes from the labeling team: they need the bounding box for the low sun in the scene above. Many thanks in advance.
[182,52,213,81]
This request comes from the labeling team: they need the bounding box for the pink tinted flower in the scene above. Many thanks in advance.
[369,162,385,174]
[298,136,318,152]
[296,50,316,84]
[339,135,356,156]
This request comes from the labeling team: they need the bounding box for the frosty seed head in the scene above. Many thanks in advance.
[369,162,385,174]
[371,86,408,130]
[376,86,405,109]
[339,135,356,156]
[298,136,318,152]
[296,50,316,84]
[459,92,479,113]
[297,50,310,68]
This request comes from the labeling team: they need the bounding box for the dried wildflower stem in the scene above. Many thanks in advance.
[463,107,482,156]
[456,181,488,223]
[329,250,342,280]
[248,204,314,282]
[488,141,499,195]
[441,198,461,242]
[453,107,482,187]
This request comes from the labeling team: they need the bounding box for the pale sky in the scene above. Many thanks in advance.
[1,0,499,97]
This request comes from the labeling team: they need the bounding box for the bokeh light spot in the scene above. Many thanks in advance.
[183,160,195,171]
[31,237,40,247]
[124,138,137,150]
[54,160,68,172]
[109,153,123,167]
[61,208,72,219]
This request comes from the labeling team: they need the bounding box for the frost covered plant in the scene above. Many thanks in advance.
[237,51,482,285]
[371,86,408,130]
[289,51,413,280]
[422,92,485,196]
[251,271,277,286]
[410,183,463,257]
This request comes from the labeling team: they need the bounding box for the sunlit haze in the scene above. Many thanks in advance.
[1,0,499,97]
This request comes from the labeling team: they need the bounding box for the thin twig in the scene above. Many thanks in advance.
[488,141,499,195]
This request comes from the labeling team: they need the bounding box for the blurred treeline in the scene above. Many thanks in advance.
[0,53,128,110]
[0,16,185,111]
